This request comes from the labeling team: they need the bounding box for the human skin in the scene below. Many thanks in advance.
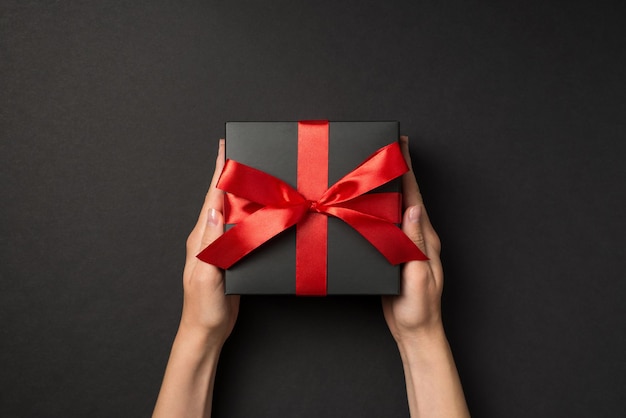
[153,137,470,418]
[382,136,470,417]
[153,139,238,418]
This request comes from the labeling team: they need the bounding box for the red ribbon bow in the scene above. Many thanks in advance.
[197,122,427,295]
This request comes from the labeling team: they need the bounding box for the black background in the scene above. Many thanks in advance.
[1,1,624,417]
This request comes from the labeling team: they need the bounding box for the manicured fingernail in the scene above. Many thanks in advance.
[208,208,219,226]
[409,205,420,223]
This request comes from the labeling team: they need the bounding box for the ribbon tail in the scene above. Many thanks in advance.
[325,206,428,264]
[197,204,308,269]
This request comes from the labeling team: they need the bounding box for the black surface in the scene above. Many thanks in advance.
[224,121,401,295]
[1,0,625,417]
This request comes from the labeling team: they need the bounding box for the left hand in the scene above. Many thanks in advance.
[153,140,238,418]
[180,139,239,346]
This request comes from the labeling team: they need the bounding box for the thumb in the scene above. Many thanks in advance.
[200,207,224,250]
[402,205,427,256]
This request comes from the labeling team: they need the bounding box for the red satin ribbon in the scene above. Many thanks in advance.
[197,122,428,295]
[296,121,329,294]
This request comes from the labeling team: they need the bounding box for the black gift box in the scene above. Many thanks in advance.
[223,121,402,295]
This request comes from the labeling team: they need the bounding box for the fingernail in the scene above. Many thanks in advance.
[409,205,420,223]
[208,208,220,226]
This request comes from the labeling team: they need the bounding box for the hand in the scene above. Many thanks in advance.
[154,139,239,418]
[181,138,239,345]
[382,135,444,342]
[382,136,470,418]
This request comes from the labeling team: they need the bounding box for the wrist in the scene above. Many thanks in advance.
[395,322,448,358]
[173,324,224,363]
[390,315,444,344]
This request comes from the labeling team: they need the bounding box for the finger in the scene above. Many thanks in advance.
[197,139,226,227]
[200,208,224,249]
[206,139,226,211]
[402,205,427,255]
[400,136,439,233]
[187,139,226,256]
[192,207,225,287]
[399,136,423,209]
[185,209,224,278]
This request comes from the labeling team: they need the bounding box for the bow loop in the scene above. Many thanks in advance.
[219,159,305,207]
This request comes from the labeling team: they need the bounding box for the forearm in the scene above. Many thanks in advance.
[153,327,222,418]
[397,326,470,418]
